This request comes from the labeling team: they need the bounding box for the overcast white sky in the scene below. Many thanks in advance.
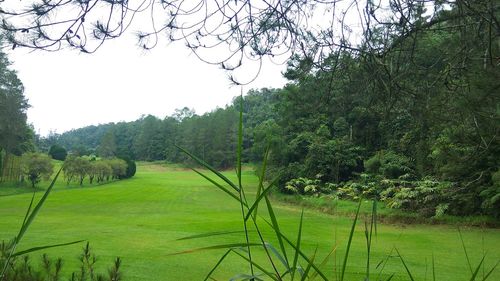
[7,37,288,136]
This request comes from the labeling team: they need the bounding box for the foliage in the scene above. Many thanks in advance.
[97,131,117,159]
[380,179,452,217]
[0,44,33,156]
[0,241,121,281]
[48,145,67,161]
[20,153,53,188]
[365,151,414,179]
[283,177,334,195]
[63,156,127,186]
[63,156,91,186]
[480,170,500,218]
[118,156,136,179]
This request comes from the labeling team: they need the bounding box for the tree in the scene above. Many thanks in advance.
[63,156,91,185]
[21,152,54,188]
[2,1,496,83]
[98,131,117,158]
[48,144,68,161]
[0,44,32,156]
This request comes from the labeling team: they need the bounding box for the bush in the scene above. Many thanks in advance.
[48,144,67,161]
[479,170,500,217]
[21,152,54,188]
[380,179,452,217]
[118,156,136,179]
[365,151,413,179]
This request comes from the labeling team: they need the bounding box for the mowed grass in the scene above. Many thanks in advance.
[0,162,499,280]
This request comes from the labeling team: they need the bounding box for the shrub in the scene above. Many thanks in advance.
[21,152,54,188]
[63,155,91,185]
[380,179,452,217]
[48,144,67,161]
[118,156,136,179]
[479,170,500,217]
[365,150,413,179]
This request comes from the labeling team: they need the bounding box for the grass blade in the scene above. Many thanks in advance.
[469,256,485,281]
[309,245,338,280]
[192,168,244,206]
[232,250,280,281]
[13,240,85,257]
[432,253,436,281]
[176,230,244,241]
[396,248,415,281]
[244,177,278,221]
[167,243,261,256]
[300,247,318,281]
[340,199,362,281]
[264,196,289,268]
[253,145,270,219]
[481,261,499,281]
[204,249,232,281]
[177,145,239,192]
[291,210,304,281]
[264,242,290,270]
[237,91,243,191]
[17,167,62,243]
[262,218,329,281]
[1,168,62,279]
[458,226,473,274]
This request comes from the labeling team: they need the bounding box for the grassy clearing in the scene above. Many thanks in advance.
[0,162,499,280]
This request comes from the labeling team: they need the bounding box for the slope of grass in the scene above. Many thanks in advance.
[0,162,499,280]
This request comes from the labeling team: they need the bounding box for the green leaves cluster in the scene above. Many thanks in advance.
[20,153,53,188]
[63,156,128,186]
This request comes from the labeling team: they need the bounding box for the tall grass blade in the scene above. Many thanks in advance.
[340,199,362,281]
[264,196,289,268]
[458,227,473,274]
[20,190,37,229]
[264,242,289,270]
[262,218,329,281]
[167,243,261,256]
[244,177,278,221]
[291,210,304,281]
[204,249,232,281]
[481,261,499,281]
[469,256,485,281]
[192,168,243,205]
[365,200,377,280]
[1,168,62,279]
[176,230,244,241]
[300,247,318,281]
[232,250,280,281]
[230,273,265,281]
[432,253,436,281]
[252,145,270,219]
[237,92,243,191]
[177,145,239,192]
[309,245,338,280]
[16,167,62,243]
[235,96,255,278]
[396,248,415,281]
[13,240,85,257]
[384,274,395,281]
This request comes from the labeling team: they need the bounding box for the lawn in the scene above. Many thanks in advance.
[1,162,499,280]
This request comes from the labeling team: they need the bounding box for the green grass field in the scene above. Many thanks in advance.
[1,162,499,280]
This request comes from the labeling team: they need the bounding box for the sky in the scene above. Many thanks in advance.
[8,37,288,136]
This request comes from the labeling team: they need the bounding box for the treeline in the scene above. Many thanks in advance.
[43,106,241,168]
